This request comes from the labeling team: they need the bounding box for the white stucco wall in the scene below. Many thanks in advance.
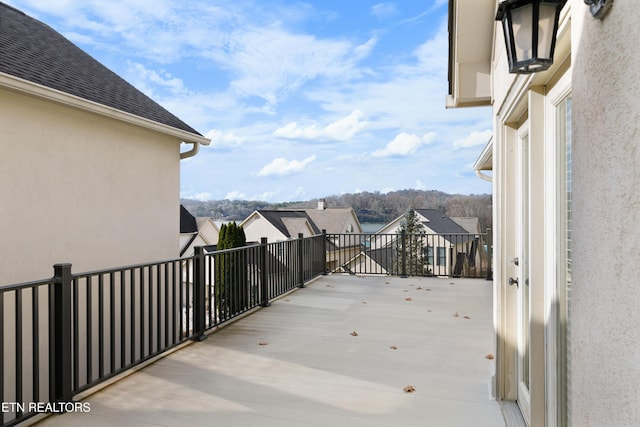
[570,2,640,425]
[0,87,181,285]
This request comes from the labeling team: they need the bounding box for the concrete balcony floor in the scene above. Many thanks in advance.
[37,274,504,427]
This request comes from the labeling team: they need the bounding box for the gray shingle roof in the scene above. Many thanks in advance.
[415,209,470,234]
[258,210,321,238]
[0,2,202,136]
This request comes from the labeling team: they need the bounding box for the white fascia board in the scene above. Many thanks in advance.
[0,72,210,146]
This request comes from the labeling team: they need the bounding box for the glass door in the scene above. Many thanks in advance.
[516,121,531,424]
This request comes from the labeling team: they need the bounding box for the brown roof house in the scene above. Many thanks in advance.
[0,3,210,284]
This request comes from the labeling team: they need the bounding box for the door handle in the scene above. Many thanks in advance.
[508,277,519,288]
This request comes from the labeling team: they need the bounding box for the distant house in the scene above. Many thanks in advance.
[302,199,363,234]
[302,200,364,272]
[370,209,478,277]
[240,210,321,243]
[0,3,210,284]
[179,205,220,257]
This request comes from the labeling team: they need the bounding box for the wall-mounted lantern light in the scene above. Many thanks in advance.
[496,0,566,74]
[584,0,612,19]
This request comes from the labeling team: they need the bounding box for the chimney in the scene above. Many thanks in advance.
[318,199,326,210]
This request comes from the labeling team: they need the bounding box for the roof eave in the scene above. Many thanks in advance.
[0,72,210,146]
[447,0,495,109]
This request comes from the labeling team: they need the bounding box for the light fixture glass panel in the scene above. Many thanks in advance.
[538,3,557,59]
[511,4,533,62]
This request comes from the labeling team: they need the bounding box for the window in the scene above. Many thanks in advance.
[436,247,446,266]
[424,246,434,265]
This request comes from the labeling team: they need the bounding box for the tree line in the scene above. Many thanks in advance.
[181,189,492,231]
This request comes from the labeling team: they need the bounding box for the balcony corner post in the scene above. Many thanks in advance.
[321,229,328,275]
[260,238,271,307]
[400,230,408,278]
[298,233,306,288]
[50,263,73,405]
[193,246,207,341]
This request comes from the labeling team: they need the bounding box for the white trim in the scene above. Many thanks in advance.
[0,72,210,146]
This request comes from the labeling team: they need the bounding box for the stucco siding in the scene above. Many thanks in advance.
[0,87,180,285]
[570,2,640,425]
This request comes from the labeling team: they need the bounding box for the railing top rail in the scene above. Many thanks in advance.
[0,276,56,292]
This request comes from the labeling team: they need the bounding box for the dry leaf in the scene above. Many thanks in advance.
[464,315,470,319]
[361,301,368,304]
[426,288,432,291]
[403,385,416,393]
[385,281,390,284]
[449,282,455,285]
[416,286,422,290]
[405,297,413,301]
[389,345,398,350]
[427,309,432,312]
[454,312,460,317]
[350,331,359,336]
[259,342,268,346]
[486,354,495,360]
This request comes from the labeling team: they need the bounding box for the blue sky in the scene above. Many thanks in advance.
[8,0,492,202]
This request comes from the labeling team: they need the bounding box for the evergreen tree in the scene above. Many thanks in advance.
[394,207,427,276]
[215,222,247,318]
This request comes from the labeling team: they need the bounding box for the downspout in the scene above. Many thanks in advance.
[180,141,200,160]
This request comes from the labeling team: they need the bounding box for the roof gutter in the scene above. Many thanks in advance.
[473,137,493,183]
[0,72,211,148]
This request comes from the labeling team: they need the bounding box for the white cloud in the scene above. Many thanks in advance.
[274,110,368,141]
[372,132,436,157]
[257,155,316,177]
[184,192,214,201]
[224,190,247,200]
[453,129,492,150]
[205,129,246,148]
[371,3,397,19]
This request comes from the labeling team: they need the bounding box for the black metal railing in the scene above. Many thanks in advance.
[0,233,326,426]
[326,231,492,278]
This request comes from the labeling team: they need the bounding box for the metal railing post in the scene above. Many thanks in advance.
[400,230,408,278]
[298,233,305,288]
[260,238,271,307]
[193,247,207,341]
[50,263,73,404]
[321,229,328,275]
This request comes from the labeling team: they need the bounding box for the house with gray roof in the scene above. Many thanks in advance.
[240,210,320,243]
[363,209,481,277]
[0,2,210,284]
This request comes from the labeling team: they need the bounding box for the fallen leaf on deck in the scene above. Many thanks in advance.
[416,286,422,290]
[486,354,495,360]
[389,345,398,350]
[464,316,470,319]
[426,288,432,291]
[259,342,268,346]
[361,301,368,304]
[405,297,413,301]
[449,282,455,285]
[385,281,390,284]
[403,385,416,393]
[454,312,460,317]
[427,309,432,312]
[350,331,359,336]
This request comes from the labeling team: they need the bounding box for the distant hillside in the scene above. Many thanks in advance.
[181,189,492,231]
